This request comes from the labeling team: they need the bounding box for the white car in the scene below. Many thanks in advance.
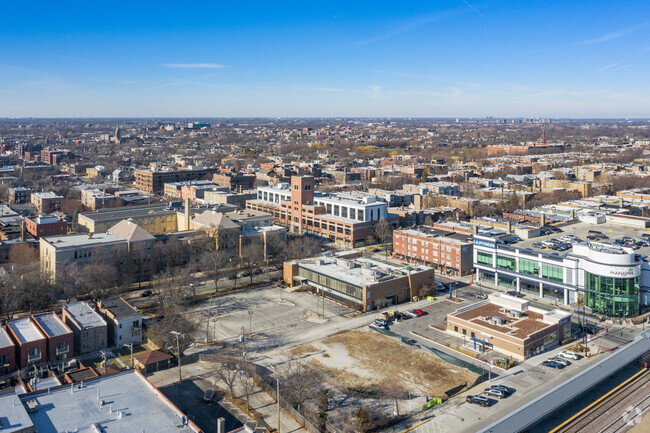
[559,350,580,360]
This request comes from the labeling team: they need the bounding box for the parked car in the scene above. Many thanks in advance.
[226,274,237,280]
[140,290,153,297]
[374,319,388,326]
[506,291,524,298]
[559,350,580,360]
[404,310,418,318]
[237,271,250,278]
[369,323,387,330]
[203,389,216,403]
[549,357,570,367]
[532,242,544,248]
[466,395,490,407]
[476,292,488,300]
[484,388,506,399]
[543,360,565,369]
[436,281,445,291]
[490,384,515,395]
[412,309,425,316]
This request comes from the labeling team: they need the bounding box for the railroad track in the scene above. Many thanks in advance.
[550,368,650,433]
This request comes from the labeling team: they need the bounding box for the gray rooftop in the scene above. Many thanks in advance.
[100,297,141,319]
[64,302,107,329]
[42,232,124,249]
[0,327,14,348]
[79,204,176,222]
[33,313,71,337]
[7,318,45,344]
[0,386,33,433]
[24,370,200,433]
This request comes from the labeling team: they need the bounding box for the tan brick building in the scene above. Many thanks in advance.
[446,293,571,361]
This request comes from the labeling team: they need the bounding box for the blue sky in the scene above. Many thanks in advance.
[1,1,649,117]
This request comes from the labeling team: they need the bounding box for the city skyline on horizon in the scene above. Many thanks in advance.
[2,1,649,118]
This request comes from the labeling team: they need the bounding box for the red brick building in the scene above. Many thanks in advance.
[247,175,397,248]
[25,215,68,239]
[392,227,474,276]
[6,317,47,368]
[33,313,74,362]
[0,327,16,375]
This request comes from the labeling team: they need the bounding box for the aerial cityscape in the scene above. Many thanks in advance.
[1,2,650,433]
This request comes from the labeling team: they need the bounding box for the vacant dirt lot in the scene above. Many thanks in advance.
[290,330,478,397]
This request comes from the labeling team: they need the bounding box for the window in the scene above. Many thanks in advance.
[542,264,563,282]
[476,252,493,267]
[497,255,516,271]
[305,184,311,190]
[29,347,39,356]
[358,210,364,221]
[454,326,458,332]
[519,259,539,276]
[471,332,475,338]
[334,205,339,216]
[132,320,140,328]
[82,331,89,339]
[462,329,467,335]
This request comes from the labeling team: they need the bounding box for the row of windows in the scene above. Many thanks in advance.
[298,268,363,300]
[477,253,563,282]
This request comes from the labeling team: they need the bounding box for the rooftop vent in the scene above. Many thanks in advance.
[491,316,506,326]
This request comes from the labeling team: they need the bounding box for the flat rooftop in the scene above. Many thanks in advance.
[78,204,176,222]
[8,317,45,344]
[64,301,107,329]
[42,232,124,249]
[24,370,200,433]
[296,254,432,288]
[450,297,570,340]
[0,327,14,348]
[0,386,32,433]
[99,297,140,319]
[33,313,71,337]
[512,220,650,257]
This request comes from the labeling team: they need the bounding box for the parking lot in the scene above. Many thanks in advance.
[512,221,650,256]
[188,285,355,354]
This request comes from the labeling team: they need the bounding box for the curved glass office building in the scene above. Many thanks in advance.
[473,235,642,318]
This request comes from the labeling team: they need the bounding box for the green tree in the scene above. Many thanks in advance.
[420,166,429,183]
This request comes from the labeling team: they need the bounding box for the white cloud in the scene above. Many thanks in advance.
[579,23,648,45]
[162,63,226,69]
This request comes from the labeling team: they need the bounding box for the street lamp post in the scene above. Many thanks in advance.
[248,311,254,336]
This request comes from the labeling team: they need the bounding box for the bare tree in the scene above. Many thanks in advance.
[8,243,38,266]
[239,368,257,414]
[285,236,321,260]
[373,219,393,257]
[213,354,243,398]
[277,359,319,414]
[147,313,197,356]
[240,243,264,285]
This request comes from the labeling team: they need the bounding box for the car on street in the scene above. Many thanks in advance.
[559,350,580,360]
[490,384,515,395]
[203,389,216,403]
[466,395,490,406]
[476,292,488,300]
[226,274,237,280]
[140,290,153,297]
[506,291,524,298]
[543,360,565,369]
[484,388,506,399]
[237,271,250,278]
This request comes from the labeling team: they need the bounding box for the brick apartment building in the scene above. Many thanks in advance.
[246,175,397,248]
[6,317,47,368]
[0,327,15,375]
[31,192,63,213]
[25,215,68,239]
[212,172,256,192]
[62,301,108,355]
[33,313,73,362]
[135,167,219,195]
[393,227,474,276]
[7,187,31,204]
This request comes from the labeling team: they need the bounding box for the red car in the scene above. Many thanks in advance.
[412,309,424,316]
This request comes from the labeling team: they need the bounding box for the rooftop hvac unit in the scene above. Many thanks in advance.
[509,310,523,318]
[491,316,506,325]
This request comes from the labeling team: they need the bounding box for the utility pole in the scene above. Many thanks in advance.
[125,343,134,369]
[248,311,253,336]
[277,378,281,433]
[171,331,182,382]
